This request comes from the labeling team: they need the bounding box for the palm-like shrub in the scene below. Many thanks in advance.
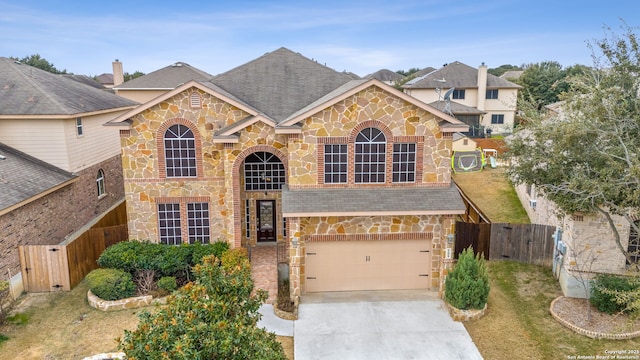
[445,246,490,310]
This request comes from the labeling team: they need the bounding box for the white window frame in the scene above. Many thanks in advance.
[324,144,348,184]
[164,124,197,178]
[392,143,416,183]
[96,169,106,197]
[355,128,386,183]
[76,117,83,136]
[187,202,210,244]
[158,203,182,245]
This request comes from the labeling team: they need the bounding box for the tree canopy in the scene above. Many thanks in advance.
[488,64,522,77]
[12,54,67,74]
[507,21,640,267]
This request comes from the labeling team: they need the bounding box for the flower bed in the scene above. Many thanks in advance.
[445,301,487,322]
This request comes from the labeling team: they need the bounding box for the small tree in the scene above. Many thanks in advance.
[119,251,286,359]
[445,247,490,310]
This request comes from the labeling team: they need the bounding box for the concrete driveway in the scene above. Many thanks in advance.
[294,290,483,360]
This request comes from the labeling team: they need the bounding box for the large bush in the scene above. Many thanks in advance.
[445,246,490,310]
[590,274,640,314]
[97,240,229,279]
[119,254,286,359]
[86,268,136,301]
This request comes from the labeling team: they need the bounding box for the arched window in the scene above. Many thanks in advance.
[243,152,285,191]
[355,127,386,183]
[164,124,196,177]
[96,169,105,197]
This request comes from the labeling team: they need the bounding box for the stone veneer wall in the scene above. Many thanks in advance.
[0,155,124,293]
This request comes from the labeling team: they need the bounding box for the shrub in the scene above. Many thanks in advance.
[86,268,136,301]
[590,274,640,314]
[119,255,286,360]
[158,276,177,292]
[445,246,490,310]
[190,241,229,265]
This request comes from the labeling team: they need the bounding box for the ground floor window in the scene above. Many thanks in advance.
[628,220,640,265]
[158,199,211,245]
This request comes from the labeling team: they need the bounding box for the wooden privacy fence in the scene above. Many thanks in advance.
[19,202,128,293]
[455,222,556,267]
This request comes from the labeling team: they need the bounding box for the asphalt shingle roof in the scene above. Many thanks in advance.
[0,142,76,212]
[0,57,138,116]
[364,69,404,82]
[428,100,486,115]
[114,62,213,89]
[403,61,521,90]
[210,47,359,122]
[282,183,465,216]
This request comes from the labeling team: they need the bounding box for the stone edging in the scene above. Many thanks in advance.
[549,296,640,340]
[82,352,126,360]
[273,303,298,320]
[87,290,167,312]
[445,302,487,322]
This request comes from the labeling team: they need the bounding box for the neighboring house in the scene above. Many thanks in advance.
[113,61,213,103]
[513,101,633,298]
[403,61,521,136]
[500,70,524,82]
[452,133,478,152]
[107,47,469,297]
[363,69,404,86]
[0,57,138,296]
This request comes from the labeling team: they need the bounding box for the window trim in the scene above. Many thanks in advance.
[491,114,505,124]
[486,89,499,100]
[324,143,348,184]
[157,120,203,180]
[96,168,106,198]
[392,143,416,183]
[76,117,84,137]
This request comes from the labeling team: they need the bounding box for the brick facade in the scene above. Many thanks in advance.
[0,155,124,284]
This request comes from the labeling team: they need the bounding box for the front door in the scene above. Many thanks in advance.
[257,200,275,242]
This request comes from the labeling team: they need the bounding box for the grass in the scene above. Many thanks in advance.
[466,261,640,359]
[453,167,530,224]
[0,281,294,359]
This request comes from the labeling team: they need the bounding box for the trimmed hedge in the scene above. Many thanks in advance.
[97,241,230,279]
[86,268,136,301]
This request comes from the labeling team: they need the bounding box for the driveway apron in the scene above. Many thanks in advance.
[294,290,483,360]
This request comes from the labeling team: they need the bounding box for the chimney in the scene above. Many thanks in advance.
[112,59,124,86]
[477,62,488,111]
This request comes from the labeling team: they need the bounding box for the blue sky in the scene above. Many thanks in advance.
[0,0,637,77]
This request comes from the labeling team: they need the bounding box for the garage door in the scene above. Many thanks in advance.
[305,239,431,292]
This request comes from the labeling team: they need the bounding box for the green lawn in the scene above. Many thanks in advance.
[466,261,640,359]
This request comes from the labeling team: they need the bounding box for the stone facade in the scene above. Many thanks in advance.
[515,183,632,298]
[0,155,124,294]
[121,82,460,296]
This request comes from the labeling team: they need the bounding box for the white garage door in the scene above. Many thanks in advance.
[305,239,432,292]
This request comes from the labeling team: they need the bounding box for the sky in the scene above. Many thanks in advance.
[0,0,638,78]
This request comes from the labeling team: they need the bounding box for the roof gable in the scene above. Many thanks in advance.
[0,57,138,116]
[404,61,521,89]
[209,47,358,122]
[114,62,213,90]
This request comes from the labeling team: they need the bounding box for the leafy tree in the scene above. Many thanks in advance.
[516,61,567,108]
[395,67,421,77]
[445,247,489,310]
[119,251,286,360]
[12,54,67,74]
[124,71,145,82]
[488,64,522,77]
[507,20,640,269]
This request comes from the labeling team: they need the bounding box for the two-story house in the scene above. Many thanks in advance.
[0,57,138,296]
[403,61,521,136]
[108,47,468,297]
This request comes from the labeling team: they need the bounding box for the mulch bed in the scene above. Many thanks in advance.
[552,297,640,335]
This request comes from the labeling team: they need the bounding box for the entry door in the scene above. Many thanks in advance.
[257,200,276,242]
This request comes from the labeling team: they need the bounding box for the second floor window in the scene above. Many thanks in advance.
[355,128,386,183]
[96,169,105,197]
[244,152,286,191]
[164,124,196,177]
[324,144,348,183]
[486,89,499,99]
[76,117,83,136]
[452,89,465,100]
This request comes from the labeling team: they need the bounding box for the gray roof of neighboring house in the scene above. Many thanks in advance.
[411,67,437,79]
[403,61,521,89]
[95,73,114,85]
[210,47,359,122]
[62,74,107,89]
[114,62,213,89]
[0,57,138,116]
[500,70,524,80]
[364,69,404,82]
[281,183,465,215]
[428,100,486,115]
[0,142,77,212]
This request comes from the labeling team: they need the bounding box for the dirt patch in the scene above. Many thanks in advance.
[552,297,640,335]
